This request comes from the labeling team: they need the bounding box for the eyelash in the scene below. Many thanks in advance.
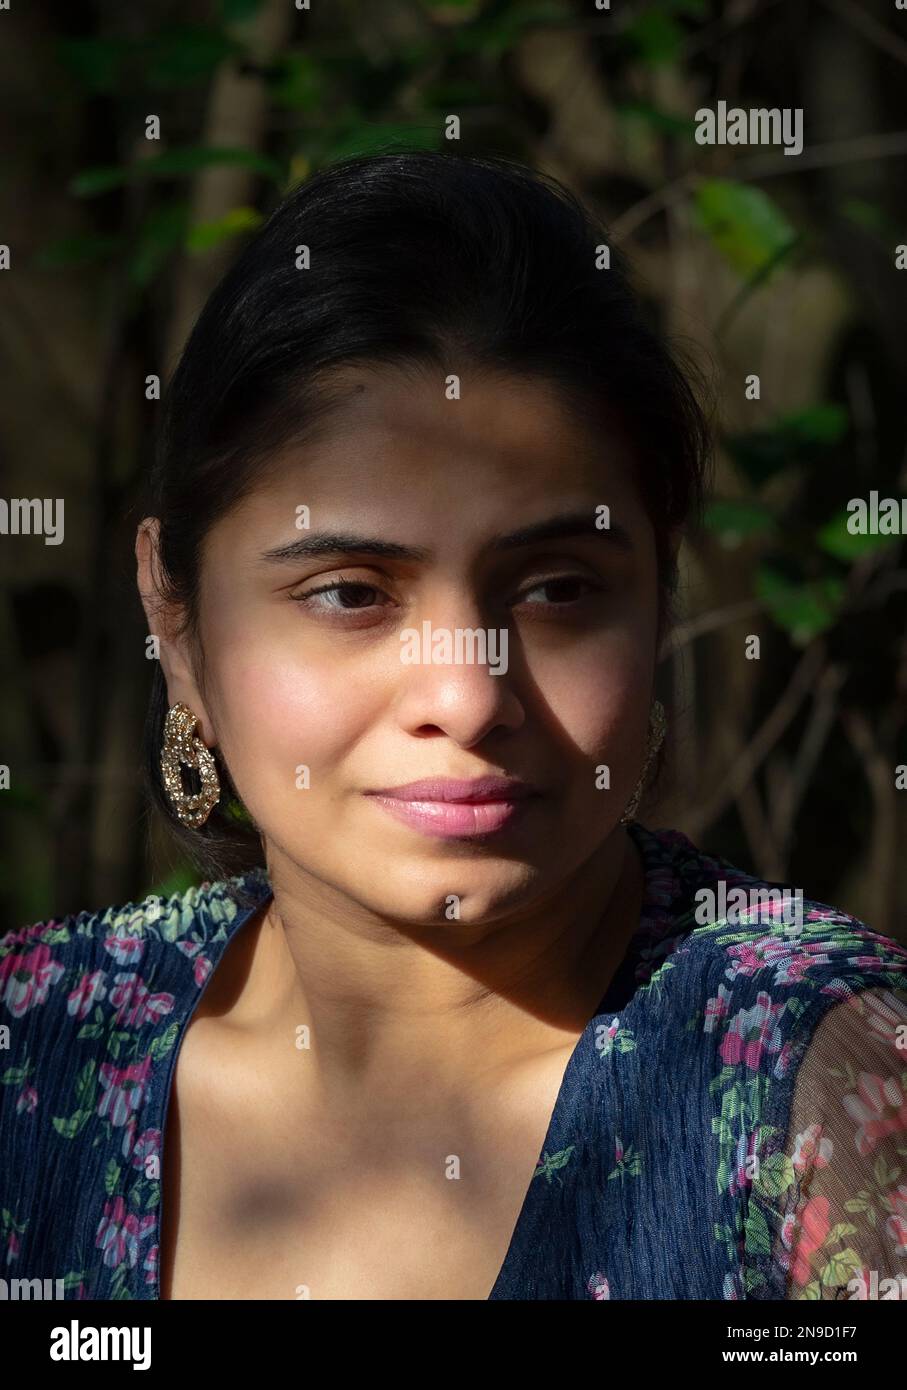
[289,574,603,617]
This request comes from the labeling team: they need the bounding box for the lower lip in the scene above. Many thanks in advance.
[365,794,536,839]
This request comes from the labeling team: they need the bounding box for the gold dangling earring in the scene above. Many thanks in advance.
[160,701,221,828]
[619,698,667,825]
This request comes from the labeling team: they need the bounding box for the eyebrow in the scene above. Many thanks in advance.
[257,510,635,566]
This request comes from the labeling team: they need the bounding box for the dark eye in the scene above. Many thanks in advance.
[516,576,600,606]
[291,580,389,613]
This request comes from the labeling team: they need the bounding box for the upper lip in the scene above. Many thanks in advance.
[366,776,540,803]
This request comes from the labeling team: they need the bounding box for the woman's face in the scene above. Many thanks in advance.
[143,365,664,927]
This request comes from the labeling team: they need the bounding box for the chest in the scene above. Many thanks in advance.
[158,1034,580,1301]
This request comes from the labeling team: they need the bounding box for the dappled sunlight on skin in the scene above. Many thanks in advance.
[144,365,663,1066]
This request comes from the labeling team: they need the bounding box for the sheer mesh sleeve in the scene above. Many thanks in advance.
[772,986,907,1300]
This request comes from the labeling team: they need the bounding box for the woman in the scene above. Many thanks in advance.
[2,151,906,1302]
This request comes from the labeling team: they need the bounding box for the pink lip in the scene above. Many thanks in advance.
[363,777,541,840]
[367,776,539,802]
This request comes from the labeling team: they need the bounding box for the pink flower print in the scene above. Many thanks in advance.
[108,973,174,1028]
[16,1085,38,1115]
[729,1129,761,1198]
[772,1039,795,1080]
[193,955,212,987]
[587,1271,610,1299]
[0,943,65,1017]
[724,937,831,987]
[719,992,786,1070]
[786,1194,831,1288]
[854,988,907,1050]
[849,955,893,973]
[791,1123,833,1173]
[95,1196,156,1270]
[885,1185,907,1257]
[703,984,733,1032]
[67,969,108,1020]
[143,1243,159,1285]
[176,939,202,958]
[103,932,146,967]
[97,1054,152,1128]
[1,920,62,950]
[121,1113,137,1162]
[842,1072,907,1158]
[130,1128,162,1174]
[5,1231,20,1265]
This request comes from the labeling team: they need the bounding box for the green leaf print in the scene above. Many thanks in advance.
[74,1059,97,1106]
[743,1202,772,1256]
[1,1062,33,1086]
[149,1021,180,1061]
[820,1248,862,1288]
[607,1140,643,1182]
[104,1159,122,1196]
[533,1145,576,1184]
[51,1108,93,1139]
[752,1151,795,1199]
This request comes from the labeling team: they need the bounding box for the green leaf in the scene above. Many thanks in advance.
[0,1066,31,1086]
[221,0,265,19]
[186,206,264,252]
[777,404,848,444]
[56,37,131,93]
[52,1109,93,1139]
[142,26,242,88]
[70,146,284,197]
[32,233,125,270]
[149,1022,181,1062]
[842,198,900,242]
[724,404,849,488]
[753,1151,795,1198]
[756,567,846,644]
[624,11,684,66]
[104,1159,122,1196]
[616,100,697,138]
[820,1248,862,1287]
[816,510,901,562]
[702,499,776,545]
[144,866,197,900]
[694,179,797,277]
[449,1,566,57]
[129,203,190,287]
[743,1202,772,1256]
[74,1060,97,1107]
[271,53,325,112]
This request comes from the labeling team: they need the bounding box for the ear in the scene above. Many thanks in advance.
[135,517,217,747]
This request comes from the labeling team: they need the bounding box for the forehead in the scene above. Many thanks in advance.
[216,363,648,550]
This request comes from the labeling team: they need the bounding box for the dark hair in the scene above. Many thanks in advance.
[139,147,712,885]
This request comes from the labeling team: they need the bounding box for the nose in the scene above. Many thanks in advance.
[392,605,525,747]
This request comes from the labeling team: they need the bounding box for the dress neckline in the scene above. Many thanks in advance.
[485,819,693,1298]
[152,819,690,1301]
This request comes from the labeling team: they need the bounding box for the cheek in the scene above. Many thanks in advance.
[201,618,366,801]
[534,613,656,758]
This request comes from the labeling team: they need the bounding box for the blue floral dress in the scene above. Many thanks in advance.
[2,820,906,1300]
